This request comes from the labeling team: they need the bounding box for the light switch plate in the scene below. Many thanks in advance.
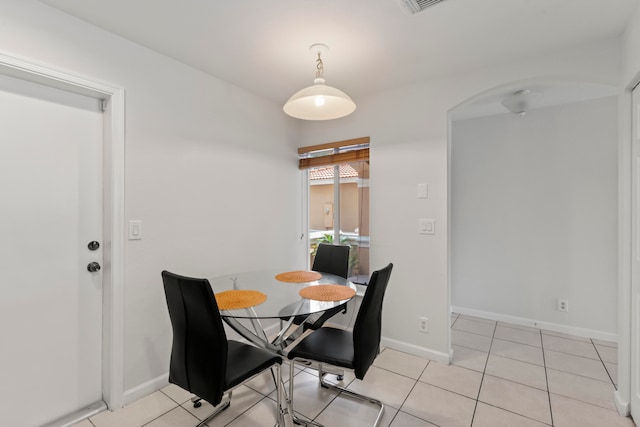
[128,220,142,240]
[417,183,428,199]
[419,218,435,235]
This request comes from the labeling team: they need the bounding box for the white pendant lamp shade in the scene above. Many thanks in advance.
[284,78,356,120]
[283,44,356,120]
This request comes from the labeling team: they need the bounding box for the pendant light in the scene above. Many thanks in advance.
[283,43,356,120]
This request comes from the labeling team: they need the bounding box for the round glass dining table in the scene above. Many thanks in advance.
[209,269,357,353]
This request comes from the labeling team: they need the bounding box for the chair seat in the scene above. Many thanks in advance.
[287,327,354,370]
[226,341,281,390]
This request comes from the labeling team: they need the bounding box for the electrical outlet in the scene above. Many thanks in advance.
[557,299,569,312]
[418,317,429,333]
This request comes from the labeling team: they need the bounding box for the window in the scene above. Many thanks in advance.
[299,137,370,284]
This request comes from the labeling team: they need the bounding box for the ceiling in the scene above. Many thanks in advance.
[41,0,638,112]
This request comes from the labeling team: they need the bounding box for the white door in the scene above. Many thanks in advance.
[0,75,104,426]
[631,82,640,423]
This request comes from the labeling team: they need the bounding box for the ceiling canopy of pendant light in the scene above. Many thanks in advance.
[501,89,541,117]
[283,43,356,121]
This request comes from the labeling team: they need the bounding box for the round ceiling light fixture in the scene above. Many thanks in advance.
[283,43,356,121]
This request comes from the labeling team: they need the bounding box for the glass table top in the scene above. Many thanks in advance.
[209,269,356,319]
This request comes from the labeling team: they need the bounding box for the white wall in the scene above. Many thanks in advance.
[0,0,631,403]
[617,1,640,412]
[623,3,640,87]
[0,0,305,393]
[451,97,618,335]
[298,38,622,360]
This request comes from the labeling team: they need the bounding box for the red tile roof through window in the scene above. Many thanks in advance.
[309,164,359,180]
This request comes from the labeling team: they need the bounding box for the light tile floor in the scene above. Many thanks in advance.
[73,314,636,427]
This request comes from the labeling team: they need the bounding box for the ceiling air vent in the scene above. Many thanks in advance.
[396,0,445,15]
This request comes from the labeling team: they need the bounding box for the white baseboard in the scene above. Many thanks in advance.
[381,336,451,364]
[615,390,630,416]
[123,373,169,406]
[452,306,618,343]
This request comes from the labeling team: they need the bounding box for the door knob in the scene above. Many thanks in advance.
[87,262,101,272]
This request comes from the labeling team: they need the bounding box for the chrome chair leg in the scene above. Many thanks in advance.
[317,371,385,427]
[273,364,286,427]
[316,363,343,385]
[195,391,232,427]
[288,361,324,427]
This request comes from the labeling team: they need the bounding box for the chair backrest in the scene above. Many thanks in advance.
[352,263,393,379]
[312,243,350,279]
[161,270,228,406]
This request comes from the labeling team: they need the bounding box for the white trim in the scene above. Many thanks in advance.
[452,306,618,342]
[124,374,169,406]
[381,336,451,364]
[301,168,310,269]
[615,390,631,416]
[102,88,126,410]
[0,50,126,411]
[617,84,634,416]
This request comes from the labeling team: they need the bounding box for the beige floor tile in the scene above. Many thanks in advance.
[452,318,496,337]
[419,361,483,399]
[497,322,542,334]
[452,329,492,352]
[284,370,341,419]
[390,411,438,426]
[243,369,279,396]
[90,391,177,427]
[479,375,552,424]
[595,343,618,364]
[544,350,610,382]
[541,329,591,343]
[494,325,542,347]
[491,338,544,366]
[145,406,200,427]
[373,348,429,379]
[451,345,489,372]
[88,312,631,427]
[472,402,551,427]
[314,392,396,427]
[161,383,193,405]
[402,382,476,427]
[346,365,416,409]
[485,354,547,390]
[550,393,636,427]
[181,385,264,425]
[296,360,357,384]
[225,397,282,427]
[546,368,617,410]
[542,334,599,359]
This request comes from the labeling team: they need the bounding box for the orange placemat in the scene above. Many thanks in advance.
[299,284,356,302]
[215,290,267,310]
[275,270,322,283]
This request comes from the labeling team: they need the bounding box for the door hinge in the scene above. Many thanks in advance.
[100,99,107,112]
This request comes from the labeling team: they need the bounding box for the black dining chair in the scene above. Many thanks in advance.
[304,243,351,330]
[161,270,284,427]
[287,263,393,427]
[312,242,350,279]
[278,243,352,334]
